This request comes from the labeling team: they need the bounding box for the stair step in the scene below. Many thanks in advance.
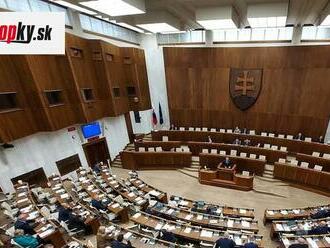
[263,171,273,176]
[262,174,274,179]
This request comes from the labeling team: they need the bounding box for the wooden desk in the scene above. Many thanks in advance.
[274,162,330,195]
[296,153,330,172]
[128,178,168,203]
[152,130,330,156]
[280,234,330,248]
[199,169,254,191]
[135,140,287,164]
[199,153,265,176]
[120,151,192,170]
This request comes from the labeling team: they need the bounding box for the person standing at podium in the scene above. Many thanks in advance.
[218,157,234,169]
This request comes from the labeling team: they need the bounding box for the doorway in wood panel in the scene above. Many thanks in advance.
[82,137,111,167]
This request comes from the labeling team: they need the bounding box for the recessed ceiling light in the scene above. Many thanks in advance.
[51,0,97,15]
[137,23,179,33]
[80,0,145,17]
[197,19,236,30]
[116,22,145,33]
[321,15,330,26]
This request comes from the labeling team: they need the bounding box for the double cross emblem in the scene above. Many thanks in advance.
[235,71,255,95]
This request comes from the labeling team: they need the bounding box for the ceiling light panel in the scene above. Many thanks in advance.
[137,23,179,33]
[52,0,97,15]
[321,15,330,26]
[116,22,145,33]
[80,0,145,16]
[196,6,238,30]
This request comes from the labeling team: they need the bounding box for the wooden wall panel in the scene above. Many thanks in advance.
[164,46,330,138]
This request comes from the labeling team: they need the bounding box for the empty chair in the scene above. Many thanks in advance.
[220,150,226,155]
[155,147,162,152]
[249,130,256,135]
[195,127,201,131]
[305,137,312,142]
[179,127,185,131]
[227,129,233,133]
[269,133,275,137]
[249,154,257,159]
[278,134,285,138]
[162,136,168,141]
[211,149,218,154]
[147,147,155,152]
[314,165,323,171]
[291,160,298,166]
[138,147,146,152]
[261,132,267,136]
[219,129,225,133]
[264,144,271,149]
[183,147,190,152]
[312,152,320,157]
[175,147,182,152]
[323,153,330,159]
[240,152,247,158]
[202,149,209,153]
[230,150,237,156]
[271,145,278,150]
[202,127,208,131]
[301,162,309,168]
[286,135,294,139]
[259,155,266,160]
[188,127,194,131]
[279,158,286,163]
[210,128,216,132]
[280,146,287,151]
[242,171,250,176]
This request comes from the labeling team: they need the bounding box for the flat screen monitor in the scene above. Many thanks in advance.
[81,122,101,139]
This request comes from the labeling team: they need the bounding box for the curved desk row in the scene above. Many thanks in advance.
[151,130,330,155]
[280,234,330,248]
[295,153,330,172]
[273,162,330,196]
[135,140,287,164]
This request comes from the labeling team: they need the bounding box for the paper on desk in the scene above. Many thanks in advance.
[306,238,319,248]
[242,221,250,228]
[123,232,132,240]
[155,223,163,230]
[209,219,218,224]
[111,203,120,208]
[149,190,161,197]
[128,192,135,197]
[197,215,203,220]
[200,230,213,238]
[132,213,141,219]
[56,189,65,194]
[38,228,54,238]
[227,220,234,227]
[185,214,193,220]
[184,227,192,233]
[60,193,69,199]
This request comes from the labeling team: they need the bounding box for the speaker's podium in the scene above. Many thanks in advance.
[199,164,254,191]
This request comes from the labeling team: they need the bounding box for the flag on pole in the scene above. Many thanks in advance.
[152,109,158,126]
[159,102,164,125]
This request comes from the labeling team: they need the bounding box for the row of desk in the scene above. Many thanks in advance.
[135,140,287,164]
[280,234,330,248]
[151,130,330,155]
[295,153,330,172]
[130,177,255,219]
[131,211,264,246]
[273,162,330,195]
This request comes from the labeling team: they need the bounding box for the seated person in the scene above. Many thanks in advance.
[208,135,212,143]
[242,128,248,134]
[244,237,258,248]
[233,138,241,145]
[97,226,114,248]
[318,135,324,143]
[294,133,304,141]
[111,234,133,248]
[14,213,36,235]
[12,229,39,248]
[218,157,235,169]
[168,196,178,208]
[308,221,329,235]
[288,237,308,248]
[310,208,330,219]
[214,232,236,248]
[243,139,251,146]
[234,126,241,134]
[160,229,177,243]
[170,124,175,130]
[91,197,108,211]
[56,202,72,222]
[93,163,101,174]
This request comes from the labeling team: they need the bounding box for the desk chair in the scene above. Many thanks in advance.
[230,150,237,156]
[258,155,266,160]
[249,130,256,135]
[249,154,257,159]
[155,147,162,152]
[278,134,285,138]
[301,162,309,168]
[291,160,298,166]
[314,165,323,171]
[279,158,286,163]
[179,127,185,131]
[261,132,267,136]
[264,144,271,149]
[280,146,287,151]
[269,133,275,137]
[227,129,233,133]
[162,136,168,141]
[220,150,226,155]
[242,171,250,176]
[210,128,216,132]
[240,152,247,158]
[147,147,155,152]
[286,135,294,140]
[211,149,218,154]
[312,152,320,157]
[138,147,146,152]
[189,127,194,131]
[202,149,209,154]
[305,137,312,142]
[271,145,278,150]
[323,153,330,159]
[195,127,201,131]
[219,129,225,133]
[202,127,208,131]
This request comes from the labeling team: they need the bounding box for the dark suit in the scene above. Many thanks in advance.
[308,225,329,235]
[288,244,308,248]
[294,134,304,140]
[91,199,107,211]
[161,230,176,243]
[214,238,236,248]
[244,242,258,248]
[57,206,72,222]
[14,219,36,235]
[222,159,232,169]
[111,240,132,248]
[311,209,330,219]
